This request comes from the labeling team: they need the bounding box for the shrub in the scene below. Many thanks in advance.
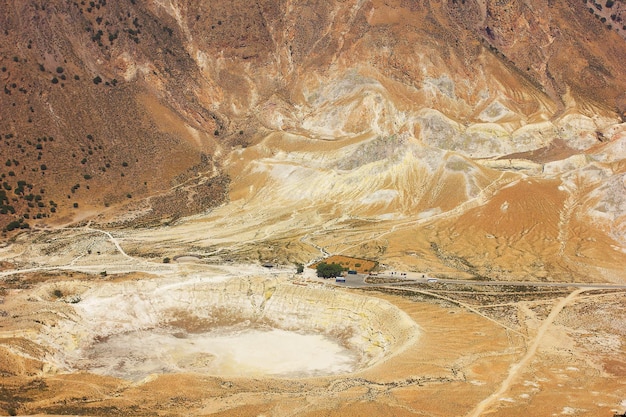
[5,220,21,231]
[93,75,102,84]
[163,257,171,263]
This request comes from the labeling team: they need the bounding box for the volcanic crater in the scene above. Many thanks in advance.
[30,275,419,381]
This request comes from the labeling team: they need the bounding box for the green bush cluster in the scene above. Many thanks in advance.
[316,262,344,278]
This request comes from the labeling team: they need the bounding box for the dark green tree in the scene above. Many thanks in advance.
[316,262,344,278]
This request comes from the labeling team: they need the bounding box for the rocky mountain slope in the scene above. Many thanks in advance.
[1,0,625,281]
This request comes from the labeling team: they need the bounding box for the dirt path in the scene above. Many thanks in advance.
[476,0,487,26]
[83,227,134,260]
[382,286,527,339]
[0,226,159,280]
[465,288,585,417]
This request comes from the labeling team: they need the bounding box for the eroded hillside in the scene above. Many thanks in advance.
[1,0,625,279]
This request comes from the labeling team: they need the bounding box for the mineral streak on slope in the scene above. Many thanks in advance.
[124,0,626,278]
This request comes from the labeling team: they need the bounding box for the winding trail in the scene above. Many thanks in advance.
[1,226,143,279]
[381,286,527,339]
[82,226,134,260]
[465,288,585,417]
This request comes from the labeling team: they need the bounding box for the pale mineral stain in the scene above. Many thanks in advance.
[76,327,357,380]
